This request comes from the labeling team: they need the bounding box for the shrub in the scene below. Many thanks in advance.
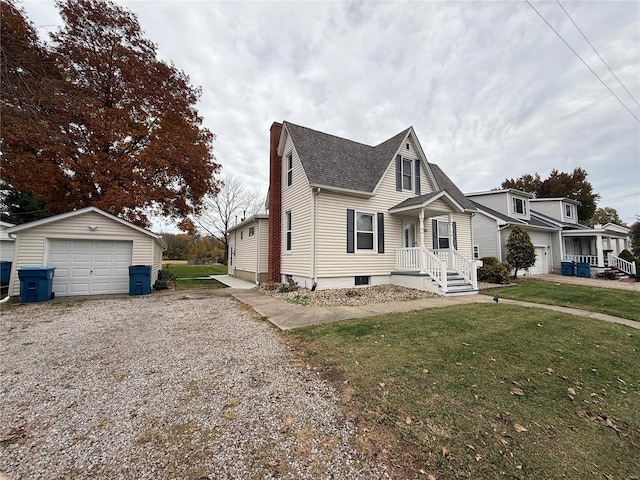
[153,269,176,290]
[595,270,619,281]
[478,257,511,284]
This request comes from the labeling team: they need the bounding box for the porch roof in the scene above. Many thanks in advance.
[389,190,465,215]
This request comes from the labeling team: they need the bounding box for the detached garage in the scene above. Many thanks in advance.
[7,207,165,297]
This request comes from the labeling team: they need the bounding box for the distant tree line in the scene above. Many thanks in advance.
[162,233,225,265]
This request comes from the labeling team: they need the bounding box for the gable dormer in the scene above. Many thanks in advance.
[465,189,532,221]
[529,197,580,225]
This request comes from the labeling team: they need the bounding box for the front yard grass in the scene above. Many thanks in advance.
[162,264,227,290]
[483,278,640,321]
[287,304,640,480]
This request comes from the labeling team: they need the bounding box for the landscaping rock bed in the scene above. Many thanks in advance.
[256,284,438,307]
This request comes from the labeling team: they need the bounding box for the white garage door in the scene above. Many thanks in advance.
[529,246,548,275]
[48,239,133,296]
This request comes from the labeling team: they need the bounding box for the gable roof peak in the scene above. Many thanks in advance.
[280,121,417,193]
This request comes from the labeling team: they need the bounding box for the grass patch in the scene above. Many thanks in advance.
[483,278,640,321]
[161,264,227,290]
[163,264,227,278]
[287,304,640,479]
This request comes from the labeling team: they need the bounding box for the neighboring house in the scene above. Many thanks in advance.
[227,214,269,284]
[1,221,15,262]
[7,207,166,297]
[467,190,633,276]
[229,121,478,295]
[530,198,632,273]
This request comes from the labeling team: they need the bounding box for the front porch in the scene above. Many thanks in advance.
[389,191,478,296]
[394,247,478,295]
[562,225,634,276]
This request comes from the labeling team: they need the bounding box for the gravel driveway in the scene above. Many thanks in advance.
[0,293,390,479]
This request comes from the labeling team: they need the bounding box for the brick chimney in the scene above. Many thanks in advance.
[268,122,283,282]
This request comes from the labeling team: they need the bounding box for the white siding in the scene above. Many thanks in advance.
[257,218,269,276]
[315,151,473,280]
[471,213,499,259]
[281,133,314,278]
[8,211,162,296]
[468,192,509,215]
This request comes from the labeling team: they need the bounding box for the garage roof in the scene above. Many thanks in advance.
[6,206,163,240]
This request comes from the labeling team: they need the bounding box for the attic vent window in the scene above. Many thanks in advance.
[406,143,410,150]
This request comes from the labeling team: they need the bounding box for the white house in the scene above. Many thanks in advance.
[1,220,15,263]
[7,207,165,297]
[467,190,633,276]
[229,121,479,295]
[227,214,269,284]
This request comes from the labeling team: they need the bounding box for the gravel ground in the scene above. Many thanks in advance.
[0,293,392,479]
[257,284,438,307]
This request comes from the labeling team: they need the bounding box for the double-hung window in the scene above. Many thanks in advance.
[565,204,572,218]
[437,220,450,249]
[402,158,413,191]
[286,153,293,187]
[356,212,375,251]
[285,210,292,251]
[512,197,526,215]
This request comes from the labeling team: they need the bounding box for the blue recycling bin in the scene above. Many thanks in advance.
[576,262,591,278]
[0,261,11,286]
[129,265,151,295]
[18,267,56,303]
[561,261,575,276]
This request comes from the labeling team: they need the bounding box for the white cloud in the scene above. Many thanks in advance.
[21,0,640,227]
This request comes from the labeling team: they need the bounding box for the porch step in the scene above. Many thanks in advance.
[433,272,478,296]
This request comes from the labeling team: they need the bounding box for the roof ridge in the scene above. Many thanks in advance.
[283,121,376,149]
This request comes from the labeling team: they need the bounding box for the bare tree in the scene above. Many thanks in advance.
[192,174,265,263]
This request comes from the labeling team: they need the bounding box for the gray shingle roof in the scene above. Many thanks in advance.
[283,121,411,193]
[429,164,476,211]
[391,191,444,210]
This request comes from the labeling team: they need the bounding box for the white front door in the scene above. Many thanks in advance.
[403,222,416,248]
[528,246,548,275]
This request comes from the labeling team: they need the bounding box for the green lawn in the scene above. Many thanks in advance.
[161,263,227,290]
[483,279,640,321]
[287,304,640,480]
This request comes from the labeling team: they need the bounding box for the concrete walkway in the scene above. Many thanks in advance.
[232,288,639,331]
[211,275,256,289]
[536,273,640,291]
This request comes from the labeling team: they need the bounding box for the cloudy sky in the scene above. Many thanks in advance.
[22,0,640,228]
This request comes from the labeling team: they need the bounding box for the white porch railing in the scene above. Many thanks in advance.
[608,253,637,276]
[563,254,598,266]
[396,247,478,292]
[452,249,478,289]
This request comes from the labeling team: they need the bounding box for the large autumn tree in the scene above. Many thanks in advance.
[501,168,599,223]
[0,0,219,227]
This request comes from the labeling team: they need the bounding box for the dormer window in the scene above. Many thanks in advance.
[565,204,573,218]
[512,197,527,215]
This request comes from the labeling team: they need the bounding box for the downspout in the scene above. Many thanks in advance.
[255,220,260,285]
[497,224,510,262]
[312,188,320,291]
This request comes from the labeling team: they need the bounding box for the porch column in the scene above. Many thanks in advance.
[419,209,425,273]
[596,234,604,267]
[448,212,454,269]
[419,209,425,248]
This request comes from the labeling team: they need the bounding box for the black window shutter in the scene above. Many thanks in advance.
[347,209,355,253]
[395,155,402,191]
[415,160,421,195]
[377,213,384,253]
[432,220,438,249]
[453,222,458,249]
